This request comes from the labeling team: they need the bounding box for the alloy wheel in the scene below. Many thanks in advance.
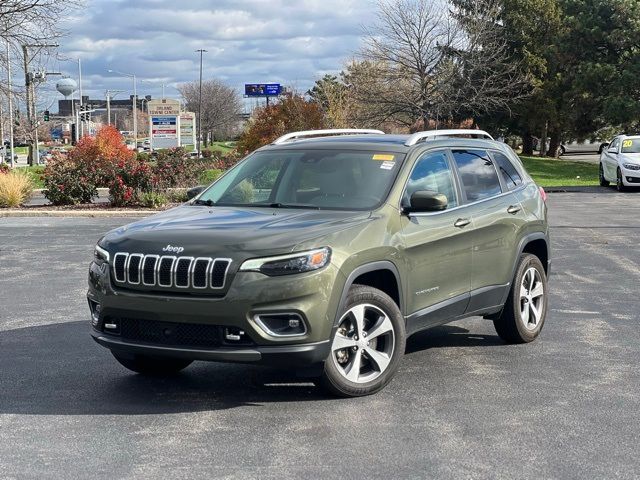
[519,267,545,331]
[331,303,395,383]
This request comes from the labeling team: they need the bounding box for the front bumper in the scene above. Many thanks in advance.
[87,259,345,365]
[91,330,330,366]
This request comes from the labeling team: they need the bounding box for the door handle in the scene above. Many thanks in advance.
[454,218,471,228]
[507,205,522,214]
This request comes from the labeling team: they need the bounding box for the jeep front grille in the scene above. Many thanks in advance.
[112,252,231,291]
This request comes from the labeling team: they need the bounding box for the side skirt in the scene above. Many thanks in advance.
[405,284,509,336]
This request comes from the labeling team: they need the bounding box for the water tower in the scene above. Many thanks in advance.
[56,77,78,99]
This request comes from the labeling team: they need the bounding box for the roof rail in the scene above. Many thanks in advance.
[405,129,494,146]
[272,129,385,145]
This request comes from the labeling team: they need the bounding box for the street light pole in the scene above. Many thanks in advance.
[196,49,207,158]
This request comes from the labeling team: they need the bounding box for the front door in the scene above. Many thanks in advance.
[603,137,620,180]
[399,149,474,329]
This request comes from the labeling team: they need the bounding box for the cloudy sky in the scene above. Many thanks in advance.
[42,0,377,111]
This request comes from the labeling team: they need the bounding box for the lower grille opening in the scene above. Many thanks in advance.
[102,317,255,348]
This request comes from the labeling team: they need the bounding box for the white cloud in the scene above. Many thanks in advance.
[43,0,376,109]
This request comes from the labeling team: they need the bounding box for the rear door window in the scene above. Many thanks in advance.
[451,150,502,202]
[492,152,523,190]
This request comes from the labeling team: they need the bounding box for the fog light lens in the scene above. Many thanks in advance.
[88,300,101,327]
[255,313,307,337]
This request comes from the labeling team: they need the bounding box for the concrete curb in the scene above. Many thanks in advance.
[0,210,148,218]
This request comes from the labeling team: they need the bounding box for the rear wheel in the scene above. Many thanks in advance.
[320,285,405,397]
[617,168,627,192]
[493,254,548,344]
[599,163,610,187]
[559,146,566,156]
[112,352,193,375]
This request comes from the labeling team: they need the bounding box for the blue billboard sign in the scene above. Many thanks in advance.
[244,83,282,97]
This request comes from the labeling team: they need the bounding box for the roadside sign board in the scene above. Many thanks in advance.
[180,112,196,150]
[244,83,282,97]
[148,99,181,149]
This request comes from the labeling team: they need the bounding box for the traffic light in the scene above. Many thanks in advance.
[43,110,50,122]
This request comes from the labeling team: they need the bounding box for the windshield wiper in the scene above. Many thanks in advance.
[267,202,321,210]
[192,199,214,206]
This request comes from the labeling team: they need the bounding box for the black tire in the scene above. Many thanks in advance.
[616,168,627,192]
[493,254,548,344]
[559,146,566,156]
[599,163,610,187]
[320,285,405,397]
[112,352,193,375]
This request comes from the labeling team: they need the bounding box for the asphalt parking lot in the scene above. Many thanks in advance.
[1,190,639,479]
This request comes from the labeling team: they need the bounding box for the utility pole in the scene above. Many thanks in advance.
[132,74,137,145]
[78,58,83,138]
[22,43,58,164]
[107,69,137,143]
[6,39,15,167]
[196,49,207,158]
[106,93,111,125]
[0,102,4,160]
[22,45,33,165]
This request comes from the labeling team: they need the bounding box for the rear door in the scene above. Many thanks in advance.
[399,149,473,328]
[450,149,525,313]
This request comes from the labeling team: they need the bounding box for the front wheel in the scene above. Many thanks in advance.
[617,168,627,192]
[112,352,193,375]
[493,254,548,344]
[599,163,610,187]
[320,285,405,397]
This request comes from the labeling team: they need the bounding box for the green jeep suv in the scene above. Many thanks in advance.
[88,128,550,397]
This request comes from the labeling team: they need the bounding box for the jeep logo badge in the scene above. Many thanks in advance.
[162,244,184,254]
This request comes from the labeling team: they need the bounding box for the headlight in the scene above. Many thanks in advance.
[239,247,331,276]
[94,244,110,263]
[623,163,640,171]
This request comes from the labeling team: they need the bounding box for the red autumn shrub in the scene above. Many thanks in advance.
[44,151,100,205]
[108,158,152,207]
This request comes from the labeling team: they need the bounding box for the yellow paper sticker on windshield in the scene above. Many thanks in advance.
[623,140,633,148]
[372,154,395,161]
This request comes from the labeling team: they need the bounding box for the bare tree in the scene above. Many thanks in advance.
[1,0,84,162]
[178,79,242,145]
[355,0,528,128]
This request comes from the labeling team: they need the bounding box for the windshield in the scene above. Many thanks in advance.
[621,138,640,154]
[195,149,404,210]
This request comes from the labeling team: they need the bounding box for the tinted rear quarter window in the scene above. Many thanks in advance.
[492,152,523,190]
[451,150,502,202]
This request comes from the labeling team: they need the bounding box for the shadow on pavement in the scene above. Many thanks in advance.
[406,323,504,354]
[0,320,504,415]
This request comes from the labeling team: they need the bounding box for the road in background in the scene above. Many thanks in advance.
[560,153,600,163]
[1,191,639,479]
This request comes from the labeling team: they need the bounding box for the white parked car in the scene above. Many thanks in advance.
[600,135,640,191]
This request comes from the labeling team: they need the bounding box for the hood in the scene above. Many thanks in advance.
[620,153,640,163]
[100,204,372,260]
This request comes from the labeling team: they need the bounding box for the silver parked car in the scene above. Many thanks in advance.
[559,139,608,155]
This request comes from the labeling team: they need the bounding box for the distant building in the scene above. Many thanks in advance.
[57,95,153,117]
